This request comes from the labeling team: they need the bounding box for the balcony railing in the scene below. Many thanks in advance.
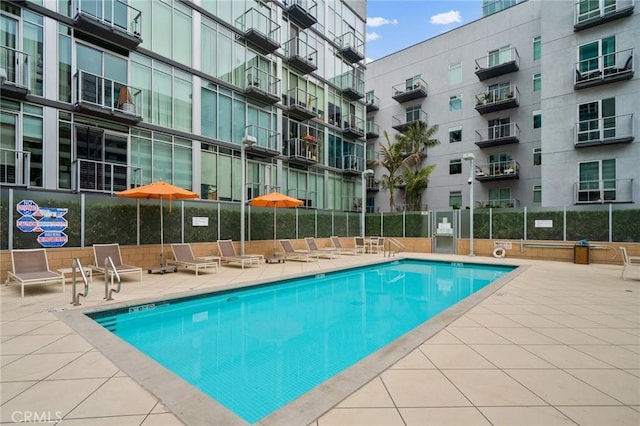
[343,115,365,139]
[235,8,280,53]
[284,87,318,120]
[475,84,520,114]
[0,45,30,98]
[392,109,428,132]
[366,120,379,139]
[475,122,520,148]
[476,199,521,209]
[475,47,520,81]
[474,160,520,181]
[366,176,379,192]
[343,195,364,212]
[342,154,364,175]
[74,70,143,124]
[72,0,142,49]
[73,159,142,193]
[0,148,30,187]
[338,72,364,100]
[366,93,379,111]
[574,0,635,31]
[244,66,280,104]
[244,124,279,157]
[285,0,318,29]
[574,48,634,89]
[574,178,635,204]
[283,36,317,75]
[392,77,428,103]
[283,137,318,166]
[575,113,635,147]
[286,188,317,208]
[335,31,364,63]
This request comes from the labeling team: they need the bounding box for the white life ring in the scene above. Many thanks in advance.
[493,247,506,258]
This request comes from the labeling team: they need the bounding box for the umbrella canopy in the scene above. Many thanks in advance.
[116,181,199,267]
[249,192,303,255]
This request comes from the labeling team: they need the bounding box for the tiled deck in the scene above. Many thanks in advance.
[1,253,638,425]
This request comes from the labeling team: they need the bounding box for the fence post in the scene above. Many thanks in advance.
[80,192,85,248]
[563,205,566,242]
[523,206,527,241]
[402,210,406,237]
[608,203,612,242]
[489,208,493,240]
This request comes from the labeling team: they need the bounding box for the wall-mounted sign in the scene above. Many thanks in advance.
[535,220,553,228]
[192,217,209,227]
[16,200,69,247]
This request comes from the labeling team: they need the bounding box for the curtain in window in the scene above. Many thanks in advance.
[23,19,43,96]
[174,76,192,132]
[130,134,152,183]
[153,139,172,182]
[153,70,172,128]
[201,87,217,138]
[58,29,72,102]
[201,22,217,77]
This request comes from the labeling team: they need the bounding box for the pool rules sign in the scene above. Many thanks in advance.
[16,200,69,247]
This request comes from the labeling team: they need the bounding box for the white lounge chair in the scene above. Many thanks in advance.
[305,237,338,258]
[91,243,142,283]
[217,240,262,269]
[170,243,219,275]
[279,239,318,262]
[6,249,65,297]
[620,247,640,280]
[330,236,363,255]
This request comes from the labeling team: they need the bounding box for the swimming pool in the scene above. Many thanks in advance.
[88,259,515,423]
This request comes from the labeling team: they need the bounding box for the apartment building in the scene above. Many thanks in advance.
[365,0,639,212]
[1,0,368,212]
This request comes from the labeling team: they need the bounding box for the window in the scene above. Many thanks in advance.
[533,36,541,60]
[489,152,512,176]
[578,159,616,202]
[578,36,615,74]
[533,147,541,166]
[533,110,541,129]
[449,62,462,85]
[577,98,615,143]
[533,73,541,91]
[488,82,511,102]
[533,185,541,203]
[489,45,511,67]
[449,191,462,208]
[406,105,422,122]
[450,159,462,174]
[577,0,618,22]
[449,94,462,111]
[488,187,512,208]
[449,127,462,143]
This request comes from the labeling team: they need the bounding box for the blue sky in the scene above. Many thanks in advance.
[365,1,483,62]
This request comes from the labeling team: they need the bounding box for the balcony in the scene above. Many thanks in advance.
[574,48,634,90]
[475,47,520,81]
[342,154,364,175]
[285,0,318,29]
[365,93,379,112]
[72,0,142,49]
[284,87,317,120]
[0,46,30,99]
[343,195,364,213]
[475,122,520,148]
[392,77,428,103]
[283,36,317,75]
[338,72,364,101]
[286,188,317,208]
[235,8,280,53]
[392,109,427,132]
[283,137,318,166]
[574,0,635,31]
[476,198,521,209]
[73,71,143,124]
[474,160,520,182]
[366,120,379,139]
[366,176,379,192]
[73,158,142,193]
[574,178,635,204]
[0,148,30,187]
[475,84,519,114]
[244,66,280,105]
[575,113,635,148]
[335,32,364,63]
[243,124,279,158]
[343,115,365,139]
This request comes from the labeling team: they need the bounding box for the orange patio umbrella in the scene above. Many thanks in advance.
[116,181,199,270]
[249,191,303,254]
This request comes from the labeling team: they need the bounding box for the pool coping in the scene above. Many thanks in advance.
[55,256,528,425]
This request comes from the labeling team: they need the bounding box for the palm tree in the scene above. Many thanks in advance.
[371,131,404,212]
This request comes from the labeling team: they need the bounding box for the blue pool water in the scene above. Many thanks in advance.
[89,259,514,423]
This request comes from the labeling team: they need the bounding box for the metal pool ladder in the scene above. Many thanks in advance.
[385,238,406,257]
[102,256,121,301]
[71,257,89,306]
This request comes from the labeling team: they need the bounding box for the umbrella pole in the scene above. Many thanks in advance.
[273,206,276,256]
[160,197,164,267]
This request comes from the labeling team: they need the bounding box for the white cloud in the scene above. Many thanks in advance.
[367,17,398,28]
[429,10,462,25]
[366,32,381,42]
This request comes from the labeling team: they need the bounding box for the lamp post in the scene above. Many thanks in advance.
[462,153,475,256]
[240,134,256,255]
[361,169,374,237]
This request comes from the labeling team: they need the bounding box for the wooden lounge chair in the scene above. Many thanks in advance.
[330,236,363,255]
[91,243,142,283]
[170,243,219,276]
[216,240,263,269]
[620,247,640,280]
[305,237,338,258]
[6,249,65,297]
[279,239,318,262]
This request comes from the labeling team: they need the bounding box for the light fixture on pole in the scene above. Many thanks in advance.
[462,153,475,257]
[240,133,257,256]
[361,169,374,237]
